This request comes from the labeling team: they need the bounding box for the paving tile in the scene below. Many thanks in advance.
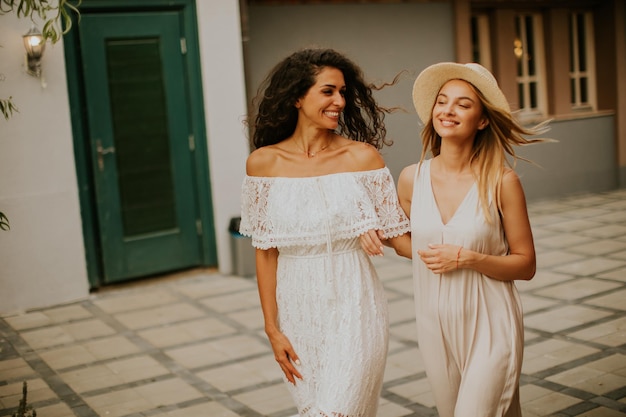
[536,250,586,269]
[568,317,626,347]
[516,271,574,292]
[524,305,613,333]
[135,378,204,407]
[387,298,417,324]
[137,317,238,348]
[607,251,626,261]
[522,391,582,416]
[568,240,626,256]
[165,335,269,369]
[3,312,52,331]
[84,390,153,417]
[386,377,436,407]
[151,401,241,417]
[541,219,604,233]
[520,383,554,404]
[389,322,418,343]
[598,266,626,282]
[519,294,559,314]
[585,289,626,311]
[226,308,264,330]
[578,407,626,417]
[579,225,626,239]
[174,275,256,299]
[196,354,281,392]
[113,302,206,330]
[32,402,76,417]
[532,278,622,301]
[377,397,414,417]
[0,358,36,382]
[383,276,415,297]
[553,258,626,276]
[19,319,117,350]
[4,305,93,331]
[384,347,425,382]
[522,339,601,375]
[199,289,260,313]
[232,383,296,416]
[0,378,56,409]
[92,288,180,314]
[534,233,595,250]
[373,260,413,282]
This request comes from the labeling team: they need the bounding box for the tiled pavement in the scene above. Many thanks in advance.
[1,190,626,417]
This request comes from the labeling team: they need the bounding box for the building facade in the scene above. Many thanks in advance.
[0,0,624,314]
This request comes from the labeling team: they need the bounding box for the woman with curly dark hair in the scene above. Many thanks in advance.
[239,48,410,416]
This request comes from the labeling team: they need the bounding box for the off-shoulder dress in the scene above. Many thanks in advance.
[240,167,410,417]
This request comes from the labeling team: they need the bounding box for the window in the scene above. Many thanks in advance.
[471,14,492,71]
[569,11,596,110]
[514,13,547,117]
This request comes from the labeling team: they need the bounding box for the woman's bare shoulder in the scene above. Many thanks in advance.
[246,146,278,176]
[342,140,385,171]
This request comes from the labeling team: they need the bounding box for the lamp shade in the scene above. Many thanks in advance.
[23,25,45,59]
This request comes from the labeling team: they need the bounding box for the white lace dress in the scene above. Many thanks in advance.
[240,167,410,417]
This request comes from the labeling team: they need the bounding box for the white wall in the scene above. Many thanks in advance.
[196,0,250,275]
[0,15,90,315]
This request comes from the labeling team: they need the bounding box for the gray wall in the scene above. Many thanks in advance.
[516,115,617,201]
[244,2,618,201]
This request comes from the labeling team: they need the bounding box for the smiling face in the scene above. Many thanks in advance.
[432,79,489,142]
[295,66,345,131]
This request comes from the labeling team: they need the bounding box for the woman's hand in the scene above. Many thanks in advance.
[267,330,302,385]
[417,244,462,274]
[360,229,386,256]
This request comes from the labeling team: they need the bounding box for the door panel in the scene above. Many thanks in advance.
[79,11,201,283]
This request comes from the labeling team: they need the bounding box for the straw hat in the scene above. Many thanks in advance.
[412,62,511,124]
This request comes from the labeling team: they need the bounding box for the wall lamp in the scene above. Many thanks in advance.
[23,25,45,78]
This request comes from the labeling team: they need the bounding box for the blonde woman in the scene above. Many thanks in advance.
[362,62,549,417]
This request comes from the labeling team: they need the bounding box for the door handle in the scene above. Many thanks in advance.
[96,139,115,172]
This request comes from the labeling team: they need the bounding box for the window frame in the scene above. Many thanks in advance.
[514,12,548,120]
[569,10,597,111]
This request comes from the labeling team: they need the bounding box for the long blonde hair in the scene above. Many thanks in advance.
[419,82,550,223]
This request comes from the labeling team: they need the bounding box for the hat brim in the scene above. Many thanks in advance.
[412,62,511,124]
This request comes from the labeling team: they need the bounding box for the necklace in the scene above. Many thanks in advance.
[298,142,331,158]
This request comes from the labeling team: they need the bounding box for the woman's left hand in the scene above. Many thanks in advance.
[417,244,463,274]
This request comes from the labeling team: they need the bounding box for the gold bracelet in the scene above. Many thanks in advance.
[456,246,462,269]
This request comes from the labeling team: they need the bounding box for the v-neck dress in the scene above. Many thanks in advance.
[410,159,524,417]
[240,167,410,417]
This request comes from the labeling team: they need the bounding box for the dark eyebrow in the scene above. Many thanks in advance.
[320,83,343,89]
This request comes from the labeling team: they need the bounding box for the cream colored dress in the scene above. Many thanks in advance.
[411,159,524,417]
[240,167,410,417]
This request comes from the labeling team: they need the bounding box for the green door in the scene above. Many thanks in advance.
[79,11,202,283]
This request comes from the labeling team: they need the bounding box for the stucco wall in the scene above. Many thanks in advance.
[0,15,90,315]
[196,0,249,277]
[517,115,618,201]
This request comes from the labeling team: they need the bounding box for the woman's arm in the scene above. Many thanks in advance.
[256,248,303,384]
[418,170,536,281]
[360,163,415,258]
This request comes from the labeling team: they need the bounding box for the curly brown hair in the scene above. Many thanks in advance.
[250,48,395,150]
